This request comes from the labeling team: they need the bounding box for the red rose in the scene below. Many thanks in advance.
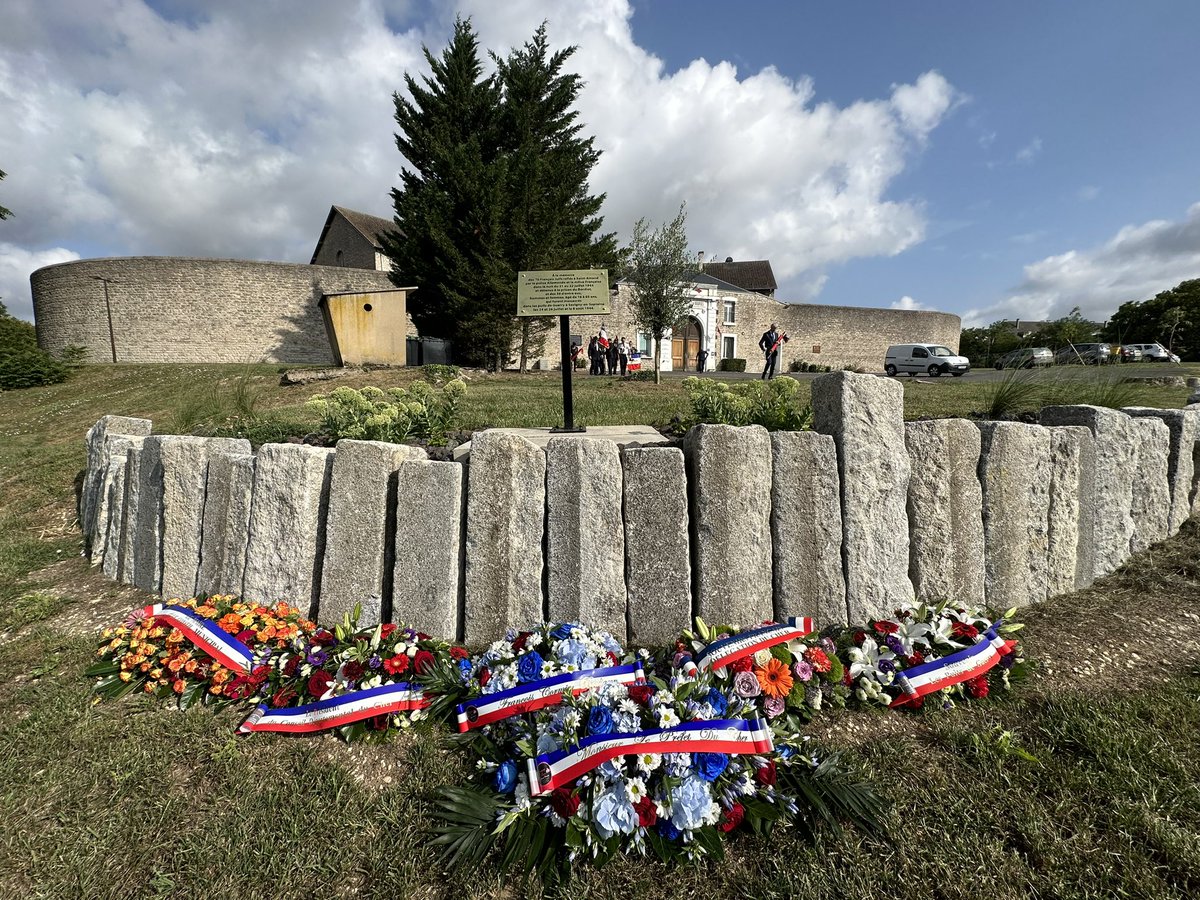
[270,687,298,708]
[634,796,657,828]
[512,632,530,652]
[414,650,435,674]
[628,684,655,706]
[478,668,491,687]
[730,656,754,674]
[343,661,365,681]
[952,622,979,640]
[383,654,410,676]
[307,670,333,698]
[874,620,899,635]
[549,787,580,819]
[449,646,469,660]
[967,675,989,699]
[312,629,336,646]
[717,803,745,833]
[283,656,299,677]
[754,760,777,787]
[853,630,867,645]
[907,650,925,667]
[380,623,397,639]
[236,629,256,644]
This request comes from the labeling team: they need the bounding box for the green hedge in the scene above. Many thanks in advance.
[717,358,747,372]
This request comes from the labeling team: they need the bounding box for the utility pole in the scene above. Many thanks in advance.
[90,275,118,363]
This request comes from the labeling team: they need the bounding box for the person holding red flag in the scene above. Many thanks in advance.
[758,323,788,379]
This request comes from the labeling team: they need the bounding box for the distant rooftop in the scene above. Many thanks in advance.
[700,259,777,294]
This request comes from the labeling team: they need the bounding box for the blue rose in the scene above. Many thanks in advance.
[550,623,575,640]
[457,657,473,680]
[493,760,518,794]
[657,819,682,841]
[516,650,544,684]
[706,687,728,717]
[693,752,729,782]
[587,705,615,737]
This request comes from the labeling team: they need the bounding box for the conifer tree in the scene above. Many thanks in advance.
[0,169,12,220]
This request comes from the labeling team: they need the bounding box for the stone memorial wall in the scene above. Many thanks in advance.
[80,374,1200,643]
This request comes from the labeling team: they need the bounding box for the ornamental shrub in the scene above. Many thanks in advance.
[422,363,462,384]
[0,303,69,389]
[306,379,467,446]
[716,358,746,373]
[682,376,812,431]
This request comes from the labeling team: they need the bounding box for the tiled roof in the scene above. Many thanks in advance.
[333,206,396,248]
[700,260,777,292]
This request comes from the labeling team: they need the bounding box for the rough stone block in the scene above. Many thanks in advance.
[1046,426,1094,597]
[770,431,846,623]
[243,443,335,615]
[1040,406,1137,577]
[82,416,152,552]
[684,424,773,628]
[90,434,143,567]
[977,422,1051,608]
[903,420,985,607]
[101,447,132,580]
[463,432,546,644]
[160,437,251,601]
[1127,417,1170,554]
[117,444,145,585]
[197,447,256,596]
[318,440,427,627]
[811,372,913,622]
[1122,407,1198,536]
[392,460,464,640]
[132,435,181,595]
[546,437,627,639]
[622,446,692,646]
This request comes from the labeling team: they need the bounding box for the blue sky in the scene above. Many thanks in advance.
[2,0,1198,328]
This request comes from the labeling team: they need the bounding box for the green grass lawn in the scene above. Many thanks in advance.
[1,363,1199,899]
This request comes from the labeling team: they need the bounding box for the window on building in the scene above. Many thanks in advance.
[722,335,736,359]
[723,299,736,324]
[637,333,652,355]
[335,250,344,266]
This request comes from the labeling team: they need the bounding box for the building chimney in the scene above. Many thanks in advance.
[697,251,705,266]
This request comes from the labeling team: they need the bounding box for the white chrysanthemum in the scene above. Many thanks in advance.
[652,690,675,707]
[636,752,662,774]
[657,708,681,728]
[618,698,639,717]
[625,777,648,803]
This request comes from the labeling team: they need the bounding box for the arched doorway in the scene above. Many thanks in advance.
[671,317,702,371]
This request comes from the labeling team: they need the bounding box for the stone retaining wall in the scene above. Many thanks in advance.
[82,374,1200,643]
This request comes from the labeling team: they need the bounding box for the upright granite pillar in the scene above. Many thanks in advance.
[770,431,846,623]
[117,443,146,585]
[811,372,913,622]
[1040,406,1137,578]
[392,460,464,640]
[1127,418,1170,554]
[101,455,128,580]
[160,437,251,601]
[81,416,152,552]
[1122,407,1198,536]
[684,425,773,628]
[318,440,427,627]
[545,437,627,639]
[463,432,546,644]
[243,443,335,616]
[977,422,1051,608]
[132,435,186,595]
[90,434,144,567]
[1046,426,1094,597]
[622,446,692,646]
[903,419,985,606]
[197,446,256,597]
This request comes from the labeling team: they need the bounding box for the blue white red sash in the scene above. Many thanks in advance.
[143,602,255,674]
[685,617,814,676]
[237,682,426,734]
[891,627,1016,707]
[456,664,644,733]
[527,718,774,796]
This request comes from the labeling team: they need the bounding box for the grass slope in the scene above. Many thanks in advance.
[1,364,1198,899]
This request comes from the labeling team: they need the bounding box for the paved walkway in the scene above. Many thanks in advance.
[451,425,670,461]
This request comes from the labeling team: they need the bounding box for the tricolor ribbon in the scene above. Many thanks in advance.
[890,627,1017,708]
[527,718,775,797]
[143,602,255,674]
[237,682,427,735]
[684,617,814,676]
[456,663,644,733]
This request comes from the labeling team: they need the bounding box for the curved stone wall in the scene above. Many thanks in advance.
[32,256,397,364]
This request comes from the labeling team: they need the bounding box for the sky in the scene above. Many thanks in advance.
[2,0,1199,329]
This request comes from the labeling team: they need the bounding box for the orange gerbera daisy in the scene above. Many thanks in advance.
[755,657,794,699]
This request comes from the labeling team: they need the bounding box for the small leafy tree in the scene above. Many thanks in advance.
[0,169,11,220]
[623,205,692,384]
[1160,307,1189,354]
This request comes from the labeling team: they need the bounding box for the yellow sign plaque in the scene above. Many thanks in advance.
[517,269,610,317]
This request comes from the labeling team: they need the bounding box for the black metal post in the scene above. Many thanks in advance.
[91,275,118,363]
[550,314,585,433]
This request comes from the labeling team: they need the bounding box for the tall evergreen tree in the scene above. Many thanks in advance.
[0,169,12,220]
[383,20,617,370]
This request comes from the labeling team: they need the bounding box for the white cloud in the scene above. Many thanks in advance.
[963,202,1200,326]
[1015,137,1042,163]
[0,0,959,320]
[891,295,925,310]
[1077,185,1100,201]
[0,244,81,320]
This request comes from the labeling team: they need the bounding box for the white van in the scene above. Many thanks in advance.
[1123,342,1180,363]
[884,344,970,377]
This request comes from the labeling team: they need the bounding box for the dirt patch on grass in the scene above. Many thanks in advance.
[0,556,146,646]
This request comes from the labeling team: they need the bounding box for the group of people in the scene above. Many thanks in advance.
[573,327,631,376]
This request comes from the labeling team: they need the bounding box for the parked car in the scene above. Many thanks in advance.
[884,343,971,377]
[993,347,1053,370]
[1123,342,1181,363]
[1054,343,1111,365]
[1115,345,1143,362]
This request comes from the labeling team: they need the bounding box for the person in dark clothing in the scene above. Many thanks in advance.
[758,323,788,379]
[606,339,618,375]
[618,337,629,376]
[697,348,709,372]
[588,336,601,375]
